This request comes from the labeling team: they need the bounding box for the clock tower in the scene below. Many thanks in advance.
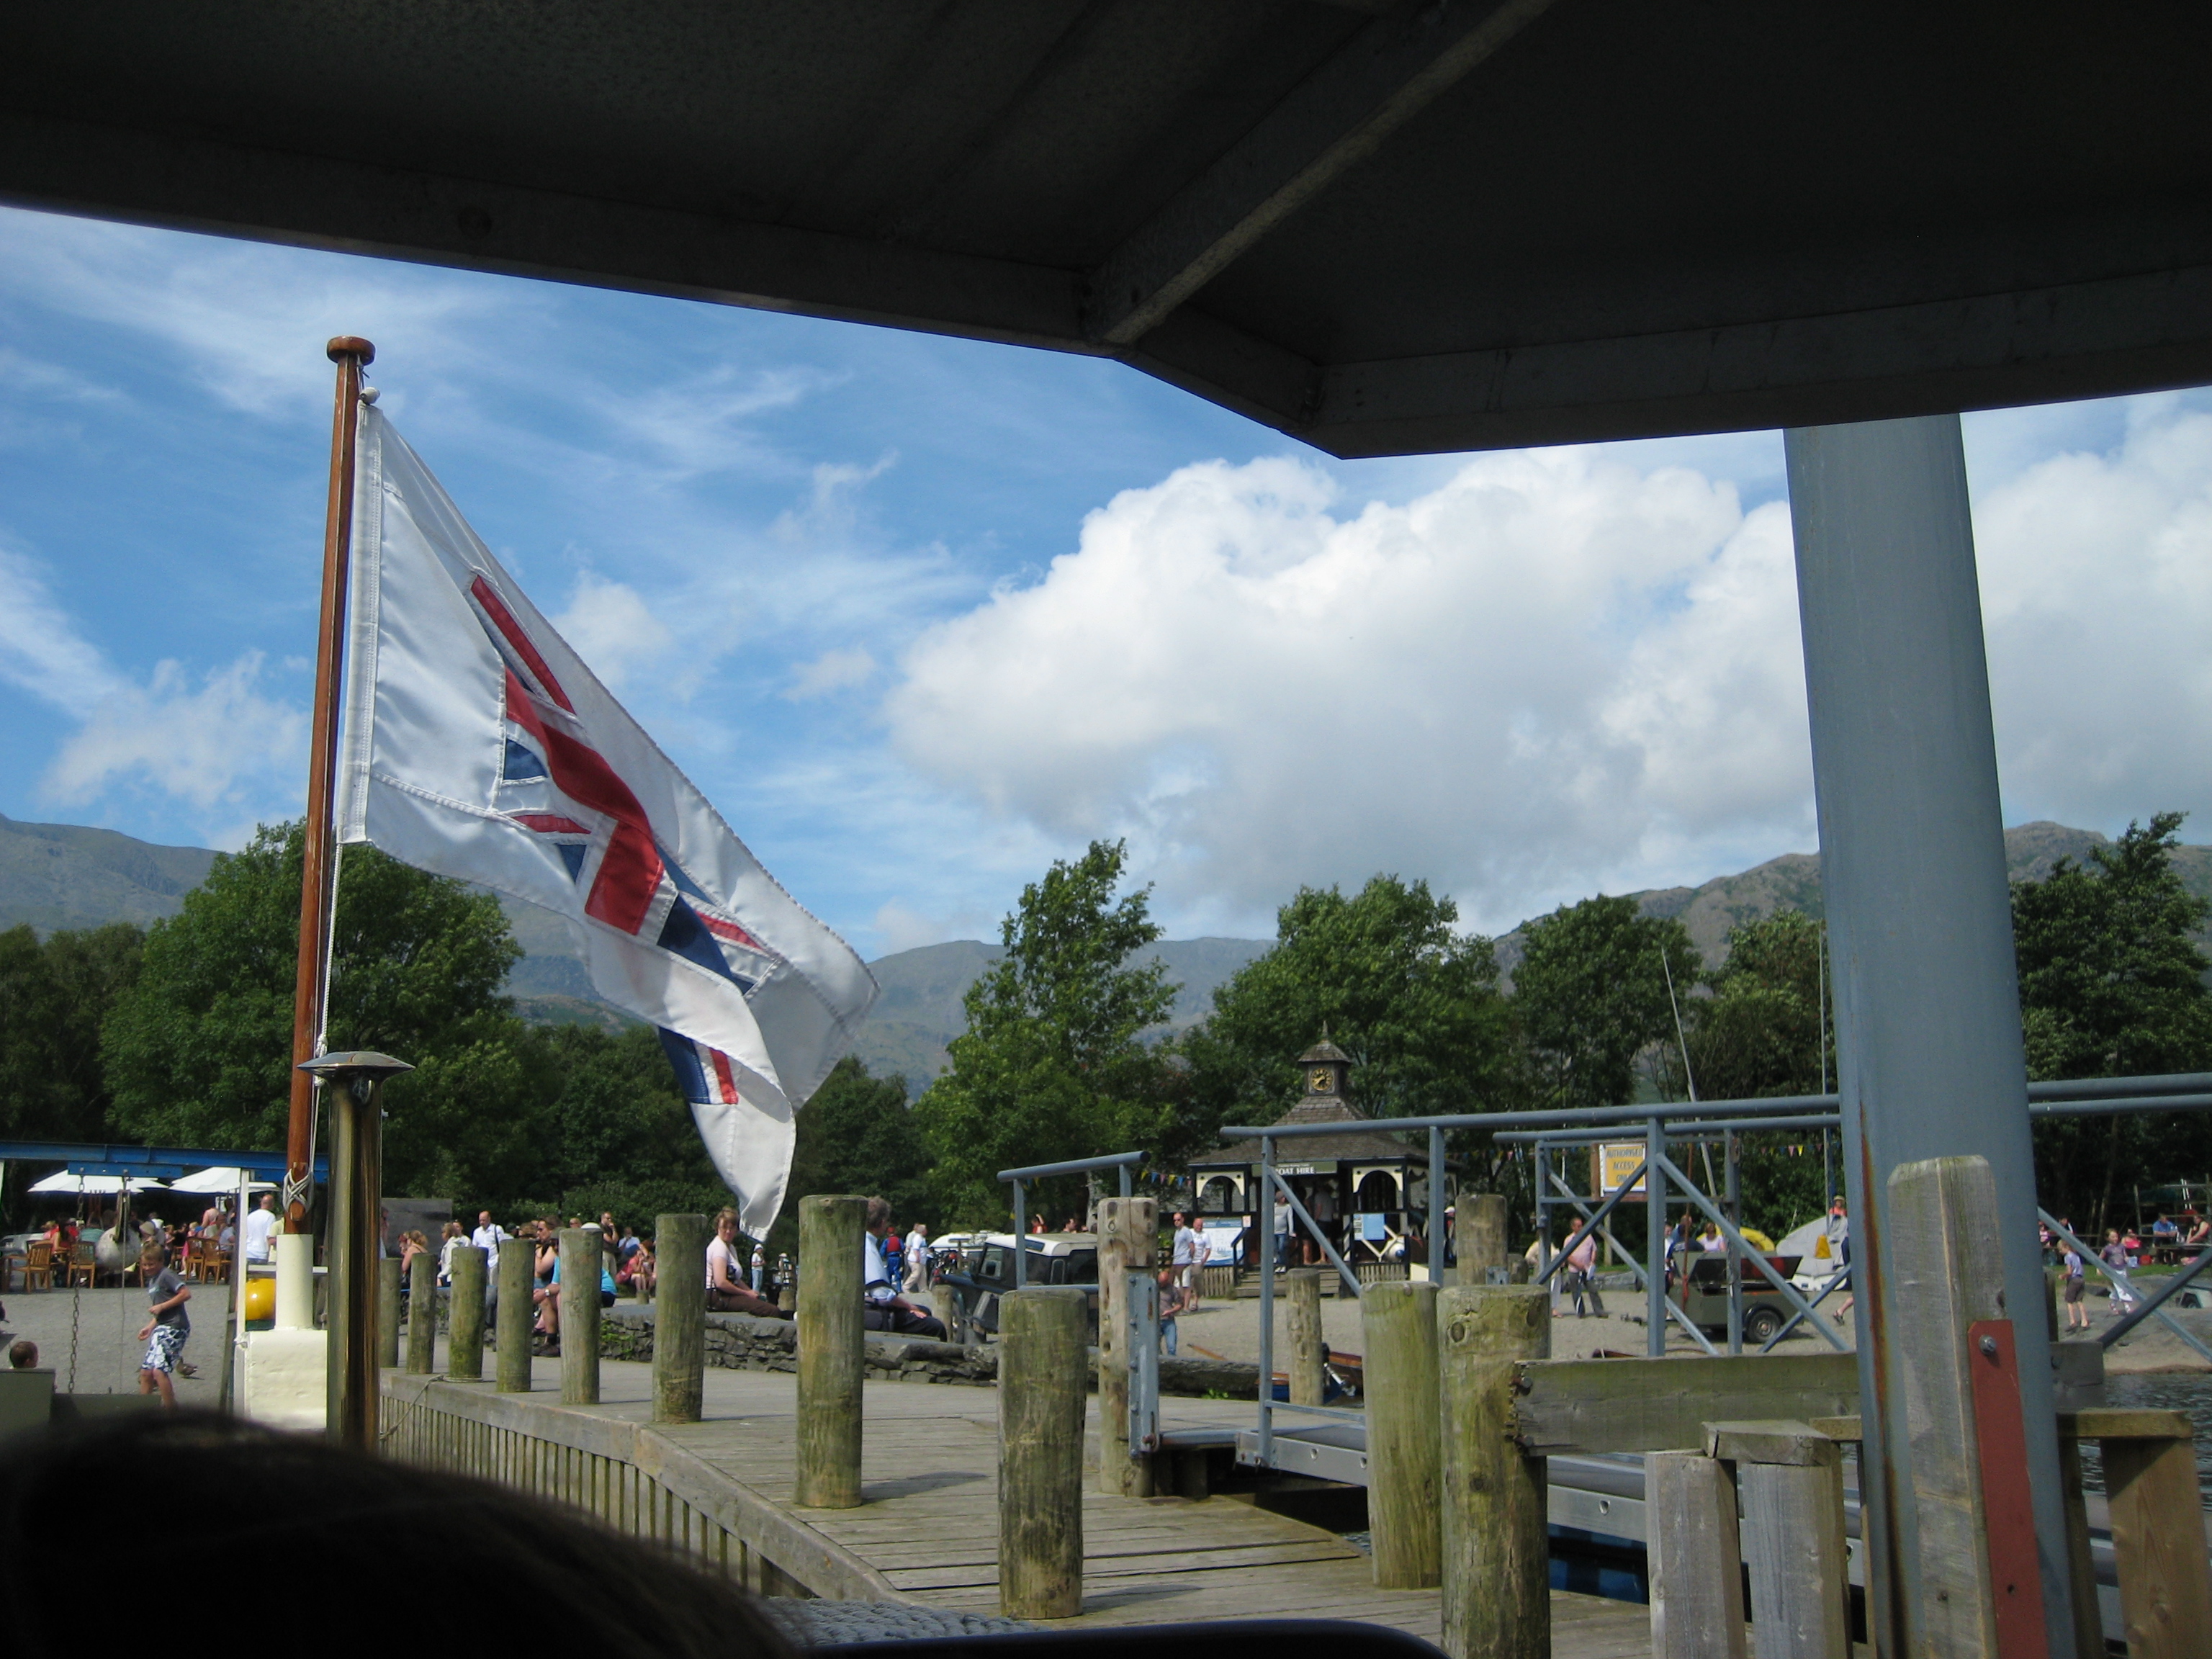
[1298,1038,1352,1105]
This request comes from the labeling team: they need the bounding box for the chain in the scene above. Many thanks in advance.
[67,1278,80,1393]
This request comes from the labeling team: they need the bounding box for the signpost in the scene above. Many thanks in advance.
[1596,1142,1647,1199]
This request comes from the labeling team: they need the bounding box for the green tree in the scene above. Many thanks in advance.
[913,840,1178,1224]
[1686,910,1832,1102]
[1511,895,1700,1110]
[1683,910,1836,1235]
[0,921,145,1141]
[2013,813,2212,1231]
[1,920,147,1226]
[101,821,542,1201]
[524,1022,733,1226]
[1182,875,1513,1129]
[770,1056,934,1256]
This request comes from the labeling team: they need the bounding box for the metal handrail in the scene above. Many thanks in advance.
[1650,1149,1850,1352]
[997,1150,1149,1182]
[2041,1209,2212,1367]
[1218,1071,2212,1146]
[999,1148,1148,1287]
[1540,1163,1721,1357]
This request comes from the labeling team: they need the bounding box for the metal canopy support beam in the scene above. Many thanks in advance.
[1084,0,1557,347]
[1787,415,2074,1653]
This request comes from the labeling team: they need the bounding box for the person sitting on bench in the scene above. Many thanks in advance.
[861,1197,946,1339]
[706,1209,786,1319]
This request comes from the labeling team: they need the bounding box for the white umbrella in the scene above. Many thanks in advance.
[168,1166,273,1194]
[26,1171,169,1195]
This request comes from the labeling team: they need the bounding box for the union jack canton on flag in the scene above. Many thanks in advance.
[333,406,877,1234]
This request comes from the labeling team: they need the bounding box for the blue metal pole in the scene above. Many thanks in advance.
[1427,1124,1444,1279]
[1258,1133,1275,1467]
[1789,414,2072,1648]
[1645,1115,1665,1358]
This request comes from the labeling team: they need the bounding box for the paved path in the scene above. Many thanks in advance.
[435,1345,1654,1654]
[1,1282,233,1403]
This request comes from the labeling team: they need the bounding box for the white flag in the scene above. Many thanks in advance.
[333,407,876,1233]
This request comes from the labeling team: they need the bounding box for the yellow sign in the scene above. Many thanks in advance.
[1596,1142,1647,1198]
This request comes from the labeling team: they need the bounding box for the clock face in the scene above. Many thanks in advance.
[1310,1066,1335,1092]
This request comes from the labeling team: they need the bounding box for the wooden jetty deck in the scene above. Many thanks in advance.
[390,1353,1654,1654]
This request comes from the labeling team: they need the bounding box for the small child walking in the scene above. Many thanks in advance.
[2062,1244,2089,1331]
[137,1246,192,1408]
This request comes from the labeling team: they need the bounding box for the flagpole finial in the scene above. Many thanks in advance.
[327,336,375,365]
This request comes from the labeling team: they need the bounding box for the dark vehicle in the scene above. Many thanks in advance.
[1672,1253,1803,1345]
[939,1233,1099,1337]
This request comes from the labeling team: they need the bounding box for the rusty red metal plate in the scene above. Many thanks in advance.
[1967,1318,2050,1658]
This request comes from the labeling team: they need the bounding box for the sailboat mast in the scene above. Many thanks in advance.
[284,336,374,1233]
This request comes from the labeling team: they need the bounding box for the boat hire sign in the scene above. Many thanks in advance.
[332,407,876,1235]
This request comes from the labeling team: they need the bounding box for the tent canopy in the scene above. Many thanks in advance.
[2,4,2207,457]
[26,1171,168,1195]
[166,1167,276,1195]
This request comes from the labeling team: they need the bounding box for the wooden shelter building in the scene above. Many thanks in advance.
[1188,1040,1431,1269]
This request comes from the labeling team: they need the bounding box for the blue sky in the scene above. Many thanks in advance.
[2,204,2208,957]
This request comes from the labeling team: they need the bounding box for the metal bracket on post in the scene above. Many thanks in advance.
[1127,1268,1159,1457]
[1966,1319,2049,1658]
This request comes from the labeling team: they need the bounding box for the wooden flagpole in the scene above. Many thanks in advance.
[284,336,374,1234]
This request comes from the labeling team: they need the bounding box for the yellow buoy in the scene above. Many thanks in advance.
[242,1275,276,1321]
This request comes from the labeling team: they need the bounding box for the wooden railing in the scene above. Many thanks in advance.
[378,1372,907,1602]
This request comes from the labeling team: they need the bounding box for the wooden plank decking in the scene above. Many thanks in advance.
[460,1354,1655,1655]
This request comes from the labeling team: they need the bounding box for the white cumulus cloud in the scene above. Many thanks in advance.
[1976,400,2212,832]
[552,572,678,691]
[0,544,304,824]
[785,647,877,701]
[885,450,1815,932]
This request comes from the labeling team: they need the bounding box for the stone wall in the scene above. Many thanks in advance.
[598,1306,998,1387]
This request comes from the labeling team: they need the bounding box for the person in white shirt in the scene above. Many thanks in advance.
[1171,1213,1208,1307]
[240,1193,280,1264]
[903,1222,931,1292]
[706,1210,783,1318]
[471,1210,508,1254]
[863,1197,945,1338]
[436,1220,465,1284]
[750,1242,766,1295]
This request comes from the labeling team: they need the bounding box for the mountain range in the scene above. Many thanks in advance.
[5,811,2206,1099]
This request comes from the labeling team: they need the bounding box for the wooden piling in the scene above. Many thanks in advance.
[1095,1195,1157,1496]
[1456,1192,1508,1285]
[448,1244,487,1380]
[377,1256,402,1368]
[795,1194,866,1509]
[1647,1449,1749,1659]
[998,1286,1089,1619]
[1362,1279,1441,1588]
[1884,1156,2011,1655]
[653,1213,708,1424]
[1286,1269,1326,1406]
[1708,1423,1849,1659]
[1437,1285,1548,1659]
[495,1237,533,1392]
[2055,1431,2105,1659]
[927,1284,962,1344]
[405,1248,437,1374]
[2097,1411,2212,1659]
[558,1226,601,1404]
